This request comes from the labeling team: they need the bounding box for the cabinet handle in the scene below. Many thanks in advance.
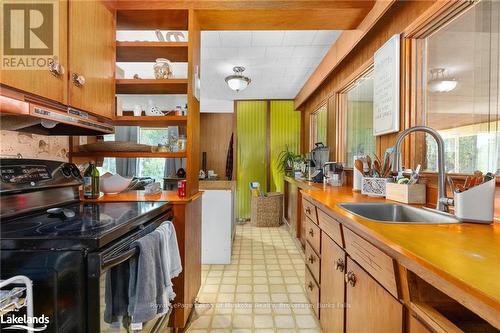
[308,255,315,264]
[72,73,86,87]
[307,282,314,291]
[306,207,311,214]
[308,228,314,237]
[345,271,357,287]
[48,56,64,77]
[335,258,345,272]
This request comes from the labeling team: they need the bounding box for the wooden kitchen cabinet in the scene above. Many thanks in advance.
[345,257,403,333]
[320,233,346,333]
[0,0,68,104]
[68,0,115,119]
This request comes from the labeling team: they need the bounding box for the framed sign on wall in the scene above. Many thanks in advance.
[373,34,400,136]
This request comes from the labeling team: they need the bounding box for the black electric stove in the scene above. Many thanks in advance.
[0,159,173,333]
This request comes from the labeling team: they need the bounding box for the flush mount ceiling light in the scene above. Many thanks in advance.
[428,68,458,93]
[225,66,251,92]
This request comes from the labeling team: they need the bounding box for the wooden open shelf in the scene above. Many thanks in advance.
[116,79,188,94]
[113,115,187,127]
[116,10,188,30]
[71,151,187,158]
[116,41,188,62]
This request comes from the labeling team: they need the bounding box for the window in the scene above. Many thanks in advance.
[100,127,177,181]
[344,72,376,167]
[310,104,327,149]
[422,0,500,174]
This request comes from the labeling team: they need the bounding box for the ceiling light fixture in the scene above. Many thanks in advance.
[428,68,457,93]
[225,66,251,92]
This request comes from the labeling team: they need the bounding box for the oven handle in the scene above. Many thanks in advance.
[101,247,138,271]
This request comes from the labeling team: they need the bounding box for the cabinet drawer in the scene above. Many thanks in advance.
[318,208,343,248]
[302,198,318,224]
[305,242,320,284]
[343,227,398,298]
[305,217,321,255]
[305,266,320,318]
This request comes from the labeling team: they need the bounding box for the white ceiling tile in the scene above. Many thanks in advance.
[265,46,295,58]
[220,31,252,47]
[251,31,285,46]
[282,31,316,46]
[208,47,239,59]
[292,46,329,58]
[238,47,266,59]
[201,31,221,47]
[311,30,342,46]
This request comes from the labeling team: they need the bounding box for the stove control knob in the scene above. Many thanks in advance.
[71,166,81,178]
[30,181,36,186]
[61,165,72,177]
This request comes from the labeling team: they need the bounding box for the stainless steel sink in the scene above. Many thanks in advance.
[338,203,461,224]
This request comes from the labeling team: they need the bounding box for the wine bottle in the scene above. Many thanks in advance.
[83,162,100,199]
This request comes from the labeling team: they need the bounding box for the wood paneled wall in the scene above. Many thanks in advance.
[299,0,434,157]
[200,113,234,178]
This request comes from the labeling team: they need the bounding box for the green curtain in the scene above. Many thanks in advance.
[270,101,301,192]
[236,101,267,219]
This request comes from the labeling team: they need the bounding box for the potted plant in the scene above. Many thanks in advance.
[277,146,305,177]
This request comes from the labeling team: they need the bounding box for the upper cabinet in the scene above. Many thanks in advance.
[68,0,115,120]
[0,0,68,104]
[0,0,115,120]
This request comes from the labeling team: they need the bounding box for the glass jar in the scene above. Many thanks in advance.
[178,135,187,152]
[153,58,173,79]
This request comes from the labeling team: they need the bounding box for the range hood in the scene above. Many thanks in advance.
[0,95,114,136]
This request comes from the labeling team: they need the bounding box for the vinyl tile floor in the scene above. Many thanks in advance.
[185,223,322,333]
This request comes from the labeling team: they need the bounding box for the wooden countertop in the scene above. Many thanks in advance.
[286,177,500,327]
[81,190,202,204]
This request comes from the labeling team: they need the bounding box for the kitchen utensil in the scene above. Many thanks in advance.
[47,208,76,218]
[447,175,456,193]
[408,164,421,185]
[354,159,364,175]
[372,160,381,177]
[310,143,330,173]
[365,156,372,176]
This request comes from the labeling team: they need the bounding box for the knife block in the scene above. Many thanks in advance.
[454,178,496,224]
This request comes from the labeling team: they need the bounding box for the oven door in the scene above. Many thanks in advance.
[86,212,172,333]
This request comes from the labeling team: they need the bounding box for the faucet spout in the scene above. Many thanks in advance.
[392,126,448,212]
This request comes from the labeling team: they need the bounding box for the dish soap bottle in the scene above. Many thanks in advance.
[83,162,100,199]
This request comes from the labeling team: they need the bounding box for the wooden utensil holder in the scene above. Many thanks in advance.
[385,183,426,204]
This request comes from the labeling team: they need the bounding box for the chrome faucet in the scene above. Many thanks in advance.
[392,126,449,212]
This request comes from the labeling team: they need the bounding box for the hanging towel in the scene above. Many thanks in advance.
[104,263,130,324]
[128,232,168,324]
[156,221,182,301]
[225,133,234,180]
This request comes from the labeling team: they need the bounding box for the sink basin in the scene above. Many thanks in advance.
[338,203,461,224]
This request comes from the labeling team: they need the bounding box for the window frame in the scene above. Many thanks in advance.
[337,63,375,167]
[404,0,499,179]
[309,102,328,150]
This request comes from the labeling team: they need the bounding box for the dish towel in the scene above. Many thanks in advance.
[104,263,129,324]
[156,221,182,301]
[128,231,168,324]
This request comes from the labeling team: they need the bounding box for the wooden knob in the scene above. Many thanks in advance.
[308,255,315,264]
[308,282,314,291]
[306,207,311,214]
[308,229,314,236]
[345,271,357,287]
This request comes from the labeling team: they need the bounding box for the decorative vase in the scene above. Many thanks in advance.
[153,58,173,79]
[145,100,163,116]
[133,105,142,116]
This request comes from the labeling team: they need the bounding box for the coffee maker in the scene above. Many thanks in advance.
[308,143,330,182]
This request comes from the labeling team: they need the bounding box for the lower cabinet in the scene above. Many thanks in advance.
[320,233,346,333]
[345,257,403,333]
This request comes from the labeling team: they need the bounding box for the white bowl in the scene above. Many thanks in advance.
[99,173,132,194]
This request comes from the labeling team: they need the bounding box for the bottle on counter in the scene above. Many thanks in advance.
[83,162,100,199]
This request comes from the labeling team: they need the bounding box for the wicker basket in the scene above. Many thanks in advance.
[251,192,283,227]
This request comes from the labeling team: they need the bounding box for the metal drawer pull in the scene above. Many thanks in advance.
[335,258,345,272]
[307,282,314,291]
[345,271,357,287]
[308,228,314,237]
[308,255,315,264]
[306,207,311,214]
[72,73,86,87]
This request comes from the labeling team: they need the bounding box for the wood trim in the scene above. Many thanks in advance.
[294,0,395,109]
[266,100,271,192]
[326,95,337,161]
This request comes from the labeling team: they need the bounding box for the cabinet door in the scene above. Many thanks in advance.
[346,258,403,333]
[68,0,114,119]
[0,0,68,103]
[320,233,346,333]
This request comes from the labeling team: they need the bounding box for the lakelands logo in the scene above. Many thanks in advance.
[1,0,59,70]
[1,314,49,331]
